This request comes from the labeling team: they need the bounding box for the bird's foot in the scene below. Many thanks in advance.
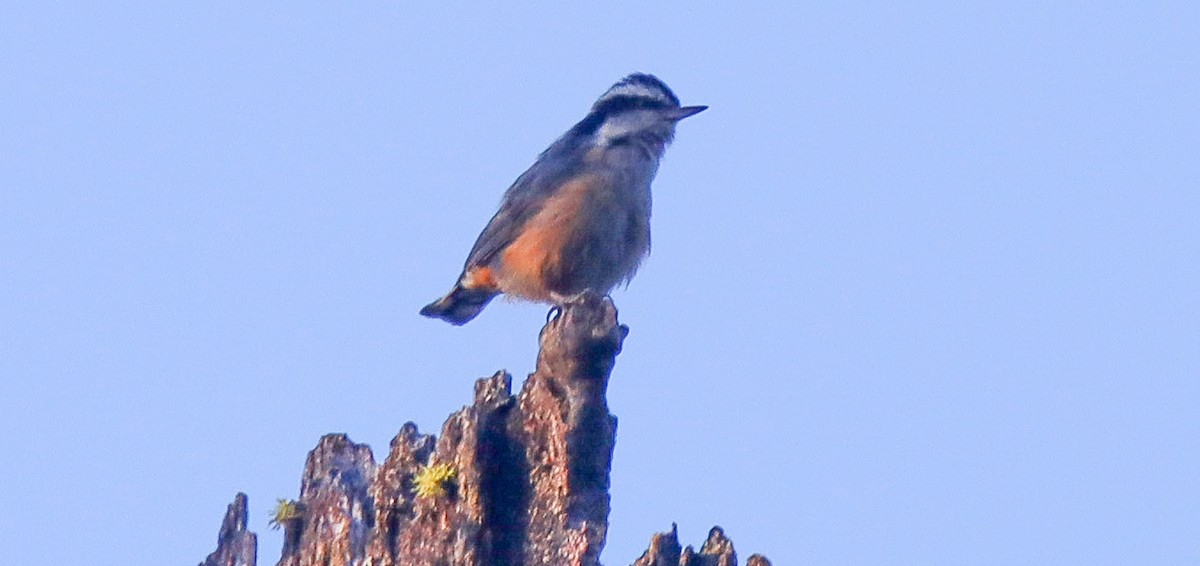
[554,289,609,306]
[545,289,605,327]
[544,289,618,331]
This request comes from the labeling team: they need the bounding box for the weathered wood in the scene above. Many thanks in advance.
[200,295,767,565]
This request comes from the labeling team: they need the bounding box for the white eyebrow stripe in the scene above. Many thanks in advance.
[596,81,676,106]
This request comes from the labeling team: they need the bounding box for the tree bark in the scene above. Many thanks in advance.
[200,294,768,566]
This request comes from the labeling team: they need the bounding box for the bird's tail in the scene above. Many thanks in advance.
[420,284,498,325]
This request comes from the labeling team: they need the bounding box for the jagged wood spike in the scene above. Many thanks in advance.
[200,295,769,565]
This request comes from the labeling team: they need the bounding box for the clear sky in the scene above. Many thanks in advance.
[2,3,1197,565]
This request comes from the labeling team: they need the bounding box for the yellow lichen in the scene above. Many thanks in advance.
[411,462,457,499]
[269,498,302,530]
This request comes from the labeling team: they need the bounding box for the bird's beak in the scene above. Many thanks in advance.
[667,105,708,121]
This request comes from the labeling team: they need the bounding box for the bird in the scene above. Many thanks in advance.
[420,73,706,325]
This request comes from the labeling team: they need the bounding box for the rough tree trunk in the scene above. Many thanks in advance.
[200,294,770,566]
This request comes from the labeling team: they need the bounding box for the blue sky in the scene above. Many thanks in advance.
[2,3,1197,564]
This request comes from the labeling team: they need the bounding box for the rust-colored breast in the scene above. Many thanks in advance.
[497,176,597,301]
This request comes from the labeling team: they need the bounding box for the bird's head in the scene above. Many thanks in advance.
[577,73,707,150]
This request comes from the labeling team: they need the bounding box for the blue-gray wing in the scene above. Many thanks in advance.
[463,154,581,270]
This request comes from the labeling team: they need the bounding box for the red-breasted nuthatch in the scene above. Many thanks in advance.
[421,73,706,325]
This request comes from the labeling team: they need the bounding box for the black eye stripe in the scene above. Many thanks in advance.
[590,95,675,115]
[566,96,674,138]
[551,74,684,147]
